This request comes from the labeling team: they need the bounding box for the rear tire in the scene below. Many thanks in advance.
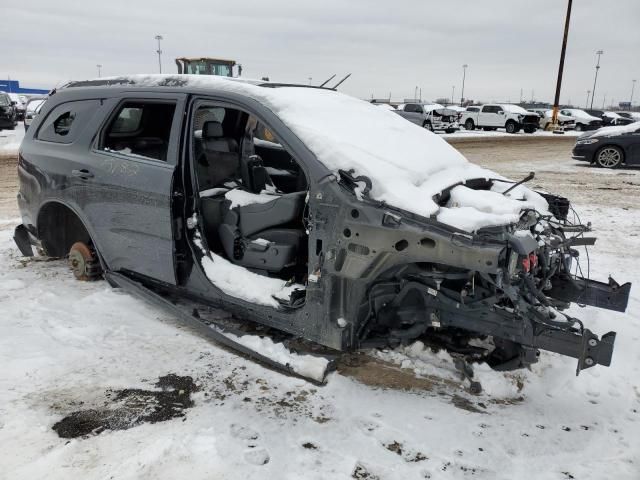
[575,123,584,132]
[595,145,623,169]
[68,242,103,281]
[464,119,475,130]
[505,121,517,134]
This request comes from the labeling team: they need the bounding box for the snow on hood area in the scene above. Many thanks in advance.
[91,75,545,231]
[590,121,640,138]
[501,104,530,115]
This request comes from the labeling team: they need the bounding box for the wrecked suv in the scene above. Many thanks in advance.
[14,75,630,382]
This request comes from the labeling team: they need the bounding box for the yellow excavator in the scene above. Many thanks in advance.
[175,57,242,77]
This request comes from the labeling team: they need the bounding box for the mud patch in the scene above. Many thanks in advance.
[52,374,198,438]
[337,354,459,392]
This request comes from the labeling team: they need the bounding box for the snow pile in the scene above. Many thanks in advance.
[200,253,303,308]
[590,121,640,138]
[0,124,25,155]
[225,332,330,383]
[437,182,549,232]
[224,189,279,208]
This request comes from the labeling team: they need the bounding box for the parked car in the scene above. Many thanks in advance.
[23,97,46,131]
[395,103,459,133]
[616,111,640,121]
[528,108,575,130]
[13,74,629,381]
[572,121,640,168]
[7,93,27,120]
[602,111,635,126]
[0,92,18,130]
[460,104,539,133]
[559,109,603,131]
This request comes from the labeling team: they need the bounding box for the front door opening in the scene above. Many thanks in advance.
[189,104,309,307]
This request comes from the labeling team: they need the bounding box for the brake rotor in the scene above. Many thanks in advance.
[68,242,95,281]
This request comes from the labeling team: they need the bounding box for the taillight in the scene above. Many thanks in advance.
[529,253,538,268]
[522,256,530,273]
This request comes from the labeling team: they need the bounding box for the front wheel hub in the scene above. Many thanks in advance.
[68,242,101,281]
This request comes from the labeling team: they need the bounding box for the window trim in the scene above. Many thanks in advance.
[93,96,184,166]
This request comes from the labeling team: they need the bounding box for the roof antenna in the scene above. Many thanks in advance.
[319,74,336,87]
[331,73,352,89]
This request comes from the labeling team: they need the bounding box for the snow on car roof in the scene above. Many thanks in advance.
[76,75,542,228]
[590,121,640,137]
[500,104,530,114]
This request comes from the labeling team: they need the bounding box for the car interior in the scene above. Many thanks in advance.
[103,102,176,161]
[191,105,309,284]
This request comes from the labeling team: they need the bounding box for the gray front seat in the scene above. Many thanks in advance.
[218,191,307,273]
[197,121,239,190]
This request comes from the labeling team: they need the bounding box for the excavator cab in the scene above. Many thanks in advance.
[175,57,241,77]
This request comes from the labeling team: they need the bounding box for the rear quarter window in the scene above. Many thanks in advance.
[36,99,101,144]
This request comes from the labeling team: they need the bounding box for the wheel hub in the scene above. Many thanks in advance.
[598,148,621,167]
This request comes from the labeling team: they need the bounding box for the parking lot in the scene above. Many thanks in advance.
[1,121,639,479]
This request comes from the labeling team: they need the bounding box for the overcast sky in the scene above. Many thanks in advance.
[2,0,639,107]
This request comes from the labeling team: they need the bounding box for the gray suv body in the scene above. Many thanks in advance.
[13,75,630,380]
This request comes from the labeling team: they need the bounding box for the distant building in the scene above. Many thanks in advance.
[0,79,49,95]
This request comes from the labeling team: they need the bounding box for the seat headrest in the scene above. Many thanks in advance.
[203,121,224,139]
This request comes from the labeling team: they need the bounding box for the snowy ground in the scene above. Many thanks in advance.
[1,132,639,479]
[0,124,24,158]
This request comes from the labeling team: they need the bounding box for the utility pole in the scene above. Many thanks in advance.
[631,80,637,109]
[451,85,455,105]
[590,50,603,110]
[155,35,164,73]
[96,64,102,78]
[602,94,606,110]
[419,87,422,102]
[414,86,418,102]
[585,90,590,109]
[551,0,572,127]
[460,64,468,106]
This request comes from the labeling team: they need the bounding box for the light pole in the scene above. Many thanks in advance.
[96,64,102,78]
[551,0,572,127]
[308,77,312,85]
[590,50,603,110]
[460,64,468,106]
[585,90,590,109]
[451,85,455,105]
[631,79,637,109]
[602,93,606,110]
[155,35,164,73]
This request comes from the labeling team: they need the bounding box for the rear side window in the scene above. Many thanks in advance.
[37,100,101,144]
[102,101,176,162]
[467,106,479,112]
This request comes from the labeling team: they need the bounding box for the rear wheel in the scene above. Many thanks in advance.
[505,121,517,134]
[595,145,623,169]
[464,119,475,130]
[575,123,584,132]
[68,242,103,281]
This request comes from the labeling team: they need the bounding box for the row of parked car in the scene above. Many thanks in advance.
[0,91,48,130]
[376,100,640,135]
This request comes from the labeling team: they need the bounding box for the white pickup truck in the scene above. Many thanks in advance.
[460,104,540,133]
[394,103,460,133]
